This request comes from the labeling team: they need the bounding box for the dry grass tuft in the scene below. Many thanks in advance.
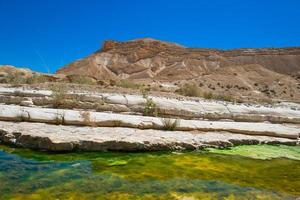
[116,79,142,89]
[80,111,96,126]
[176,83,202,97]
[161,118,180,131]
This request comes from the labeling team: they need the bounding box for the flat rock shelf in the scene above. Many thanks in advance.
[0,121,299,151]
[0,86,299,151]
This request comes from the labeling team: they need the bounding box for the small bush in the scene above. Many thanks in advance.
[80,111,96,126]
[142,89,158,116]
[161,118,180,131]
[51,84,68,107]
[54,112,65,125]
[50,84,80,108]
[68,75,96,85]
[116,79,142,89]
[144,97,157,116]
[203,92,214,99]
[257,97,273,105]
[215,94,235,102]
[176,83,201,97]
[15,113,30,122]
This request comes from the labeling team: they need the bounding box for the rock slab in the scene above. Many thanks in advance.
[0,121,299,152]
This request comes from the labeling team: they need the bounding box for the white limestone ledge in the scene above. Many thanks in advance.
[0,105,299,139]
[1,86,300,124]
[0,121,298,151]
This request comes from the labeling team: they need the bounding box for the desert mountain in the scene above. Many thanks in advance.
[57,38,300,81]
[55,38,300,101]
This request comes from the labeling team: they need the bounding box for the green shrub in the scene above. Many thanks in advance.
[144,97,157,116]
[142,89,158,116]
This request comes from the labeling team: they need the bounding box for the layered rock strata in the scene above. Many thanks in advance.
[0,86,299,151]
[0,87,300,124]
[0,121,298,151]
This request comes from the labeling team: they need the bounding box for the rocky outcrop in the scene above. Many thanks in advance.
[0,121,298,151]
[1,87,300,124]
[0,105,299,139]
[0,86,299,151]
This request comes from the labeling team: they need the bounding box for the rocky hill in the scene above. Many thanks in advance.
[56,38,300,101]
[57,38,300,80]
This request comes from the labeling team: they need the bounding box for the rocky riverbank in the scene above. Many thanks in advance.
[0,85,299,151]
[0,121,299,151]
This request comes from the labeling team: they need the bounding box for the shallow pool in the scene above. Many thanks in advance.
[0,144,299,199]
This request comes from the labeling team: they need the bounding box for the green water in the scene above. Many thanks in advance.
[0,145,299,200]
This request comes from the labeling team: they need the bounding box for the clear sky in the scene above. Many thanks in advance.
[0,0,300,73]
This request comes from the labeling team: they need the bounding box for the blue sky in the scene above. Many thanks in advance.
[0,0,300,73]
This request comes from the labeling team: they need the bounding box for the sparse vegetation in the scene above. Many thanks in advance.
[116,79,142,89]
[257,97,273,105]
[15,113,30,122]
[26,74,49,84]
[50,83,79,109]
[3,73,50,85]
[80,111,96,126]
[215,94,235,102]
[175,83,235,102]
[161,118,180,131]
[54,112,65,125]
[203,92,214,99]
[144,96,157,116]
[141,87,151,98]
[176,83,202,97]
[142,89,158,116]
[4,72,27,85]
[50,83,69,108]
[68,75,96,85]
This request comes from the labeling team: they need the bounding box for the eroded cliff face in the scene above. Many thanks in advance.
[56,38,300,81]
